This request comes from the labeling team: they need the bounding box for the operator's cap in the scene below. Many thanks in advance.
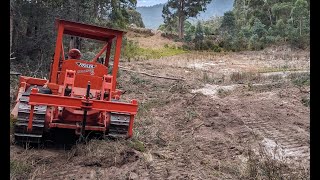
[68,48,81,59]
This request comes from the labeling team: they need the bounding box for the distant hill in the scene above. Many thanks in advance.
[136,4,164,29]
[136,0,234,29]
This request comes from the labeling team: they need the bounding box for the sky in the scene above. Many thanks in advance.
[137,0,168,7]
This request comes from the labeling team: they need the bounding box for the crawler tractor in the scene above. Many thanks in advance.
[11,19,138,143]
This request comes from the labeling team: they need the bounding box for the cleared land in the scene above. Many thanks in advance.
[10,45,310,179]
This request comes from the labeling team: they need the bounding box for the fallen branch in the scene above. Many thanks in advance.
[297,86,310,94]
[10,71,21,75]
[122,68,184,80]
[111,64,185,81]
[10,52,16,60]
[191,122,204,135]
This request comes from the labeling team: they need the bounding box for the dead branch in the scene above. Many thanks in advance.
[111,64,185,81]
[10,71,21,75]
[297,86,310,93]
[191,122,204,135]
[10,52,16,60]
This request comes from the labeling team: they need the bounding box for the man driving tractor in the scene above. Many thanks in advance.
[68,48,82,59]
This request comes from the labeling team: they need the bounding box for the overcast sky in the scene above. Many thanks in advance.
[137,0,168,7]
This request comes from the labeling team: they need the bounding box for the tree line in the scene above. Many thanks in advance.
[159,0,310,51]
[10,0,144,77]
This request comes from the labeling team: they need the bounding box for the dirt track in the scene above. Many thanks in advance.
[10,46,310,179]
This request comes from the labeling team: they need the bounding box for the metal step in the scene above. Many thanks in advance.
[15,122,45,128]
[16,119,45,123]
[14,133,42,138]
[110,120,129,126]
[108,133,127,138]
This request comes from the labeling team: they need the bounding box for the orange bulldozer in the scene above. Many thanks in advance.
[11,19,138,144]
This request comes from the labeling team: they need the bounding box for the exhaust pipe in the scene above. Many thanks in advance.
[79,81,91,142]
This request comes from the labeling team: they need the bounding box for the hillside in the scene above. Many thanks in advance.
[136,4,164,29]
[126,29,183,49]
[136,0,234,29]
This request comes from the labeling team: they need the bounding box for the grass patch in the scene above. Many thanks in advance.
[230,72,262,84]
[301,96,310,107]
[10,114,17,134]
[137,98,171,118]
[10,160,32,179]
[258,65,300,73]
[130,75,150,85]
[10,75,19,108]
[202,72,217,84]
[123,40,187,61]
[184,107,199,122]
[268,74,284,82]
[217,88,231,98]
[168,82,189,94]
[289,73,310,87]
[126,46,188,61]
[136,46,187,59]
[127,139,146,152]
[69,139,140,168]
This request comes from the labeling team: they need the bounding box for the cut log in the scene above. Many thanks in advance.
[112,64,185,81]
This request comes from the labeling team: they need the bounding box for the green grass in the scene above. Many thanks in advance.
[301,96,310,107]
[135,46,187,59]
[122,39,187,60]
[10,160,32,179]
[10,114,16,134]
[127,139,146,152]
[290,73,310,87]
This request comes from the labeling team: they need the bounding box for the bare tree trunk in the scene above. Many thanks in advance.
[10,9,13,54]
[299,19,302,36]
[94,0,99,18]
[75,37,81,50]
[69,36,75,50]
[178,16,183,39]
[268,8,273,26]
[178,0,184,39]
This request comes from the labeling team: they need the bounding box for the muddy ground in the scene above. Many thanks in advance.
[10,46,310,179]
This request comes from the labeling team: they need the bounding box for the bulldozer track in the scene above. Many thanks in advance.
[108,113,130,138]
[14,95,131,143]
[14,92,47,144]
[149,150,180,179]
[150,159,169,179]
[242,118,310,161]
